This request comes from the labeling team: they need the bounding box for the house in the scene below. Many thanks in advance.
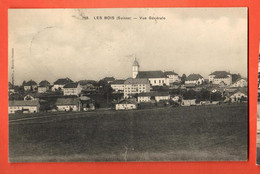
[111,80,125,93]
[172,95,180,102]
[230,78,247,88]
[102,77,115,83]
[8,100,40,114]
[124,78,151,98]
[115,99,137,110]
[80,96,95,111]
[63,83,82,96]
[38,80,50,93]
[137,92,171,103]
[208,71,232,85]
[132,59,169,86]
[78,80,97,91]
[228,88,247,103]
[24,80,37,91]
[181,99,196,106]
[164,71,180,84]
[185,74,204,85]
[52,77,73,91]
[55,97,81,111]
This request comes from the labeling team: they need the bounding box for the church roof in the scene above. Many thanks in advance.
[136,71,167,78]
[133,59,139,66]
[186,74,203,81]
[164,71,178,76]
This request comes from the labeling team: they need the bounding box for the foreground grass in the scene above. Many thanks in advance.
[9,103,248,162]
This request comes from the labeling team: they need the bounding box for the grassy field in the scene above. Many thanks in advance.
[9,103,248,162]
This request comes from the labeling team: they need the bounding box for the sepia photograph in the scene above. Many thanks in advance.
[8,8,248,162]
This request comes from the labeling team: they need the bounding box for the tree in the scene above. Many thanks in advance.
[211,91,223,101]
[181,74,186,84]
[232,73,241,83]
[183,90,196,100]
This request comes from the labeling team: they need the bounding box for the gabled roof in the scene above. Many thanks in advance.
[234,78,247,83]
[24,80,37,86]
[110,80,125,85]
[9,100,40,106]
[164,71,178,76]
[103,77,115,81]
[55,98,79,105]
[186,74,203,81]
[136,71,167,78]
[78,80,96,85]
[39,80,50,87]
[118,99,137,104]
[63,82,79,88]
[232,88,247,95]
[138,91,170,97]
[209,71,230,78]
[54,78,73,85]
[124,78,149,84]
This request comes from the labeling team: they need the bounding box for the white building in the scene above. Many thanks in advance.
[52,77,73,91]
[208,71,232,85]
[63,83,82,96]
[38,80,50,93]
[124,78,151,98]
[111,80,125,93]
[185,74,204,85]
[55,98,81,111]
[229,89,247,102]
[164,71,180,84]
[230,78,247,88]
[181,99,196,106]
[115,99,137,110]
[9,100,40,114]
[132,59,169,86]
[137,92,170,103]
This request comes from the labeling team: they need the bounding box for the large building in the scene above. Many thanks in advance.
[123,78,150,98]
[132,59,169,86]
[164,71,180,84]
[208,71,232,86]
[9,100,40,114]
[110,79,125,93]
[63,82,82,96]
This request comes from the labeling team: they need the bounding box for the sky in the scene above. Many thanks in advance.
[8,8,248,85]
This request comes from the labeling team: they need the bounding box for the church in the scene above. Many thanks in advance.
[132,59,174,86]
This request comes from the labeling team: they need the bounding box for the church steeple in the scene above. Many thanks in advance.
[132,57,139,78]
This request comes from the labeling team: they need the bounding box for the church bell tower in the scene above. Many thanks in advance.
[132,58,139,78]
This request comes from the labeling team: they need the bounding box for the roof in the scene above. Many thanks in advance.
[136,71,167,78]
[103,77,115,81]
[54,78,73,85]
[55,98,79,105]
[110,80,125,85]
[232,88,247,95]
[39,80,50,87]
[164,71,178,76]
[234,78,247,83]
[78,80,96,85]
[209,71,230,78]
[118,99,137,104]
[124,78,150,84]
[24,80,37,86]
[9,100,40,106]
[138,91,170,97]
[63,82,79,88]
[186,74,203,81]
[133,59,139,66]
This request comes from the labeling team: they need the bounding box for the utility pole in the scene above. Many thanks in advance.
[11,48,15,87]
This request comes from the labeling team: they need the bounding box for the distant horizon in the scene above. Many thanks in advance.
[8,8,247,85]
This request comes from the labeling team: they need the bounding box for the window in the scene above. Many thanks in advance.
[154,80,156,83]
[159,80,161,83]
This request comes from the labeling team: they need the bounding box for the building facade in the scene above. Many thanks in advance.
[9,100,40,114]
[63,83,82,96]
[124,78,150,98]
[208,71,232,85]
[185,74,204,85]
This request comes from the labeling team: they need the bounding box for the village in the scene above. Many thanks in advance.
[8,59,248,114]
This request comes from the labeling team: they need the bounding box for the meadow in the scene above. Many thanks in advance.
[9,103,248,162]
